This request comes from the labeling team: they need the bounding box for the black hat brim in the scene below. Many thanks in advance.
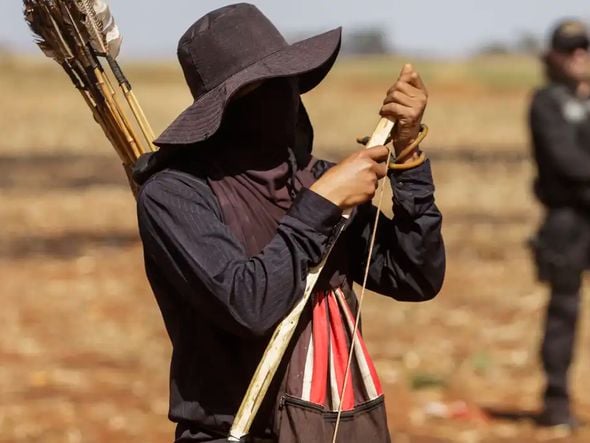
[154,27,342,147]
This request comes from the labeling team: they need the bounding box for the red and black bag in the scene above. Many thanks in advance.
[274,288,391,443]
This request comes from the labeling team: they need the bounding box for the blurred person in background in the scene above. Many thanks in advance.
[529,19,590,429]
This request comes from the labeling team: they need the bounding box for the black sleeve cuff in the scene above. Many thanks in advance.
[389,159,436,218]
[287,188,343,236]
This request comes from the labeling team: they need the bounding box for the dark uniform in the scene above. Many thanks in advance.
[530,79,590,423]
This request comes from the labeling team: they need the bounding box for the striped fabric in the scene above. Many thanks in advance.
[296,289,383,412]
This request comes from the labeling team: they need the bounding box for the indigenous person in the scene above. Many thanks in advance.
[529,19,590,428]
[135,4,445,442]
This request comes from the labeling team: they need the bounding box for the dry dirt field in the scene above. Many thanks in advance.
[1,53,590,443]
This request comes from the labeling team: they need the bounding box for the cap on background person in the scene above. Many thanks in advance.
[551,19,589,53]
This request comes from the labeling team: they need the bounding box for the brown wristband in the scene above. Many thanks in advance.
[389,151,427,170]
[392,124,429,163]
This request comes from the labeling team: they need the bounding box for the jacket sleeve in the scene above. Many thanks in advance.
[530,90,590,182]
[137,172,343,338]
[346,159,445,301]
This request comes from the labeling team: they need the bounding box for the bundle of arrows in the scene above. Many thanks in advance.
[23,0,155,192]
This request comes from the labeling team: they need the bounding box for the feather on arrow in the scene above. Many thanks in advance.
[76,0,122,58]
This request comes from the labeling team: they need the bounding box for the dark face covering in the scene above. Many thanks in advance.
[222,77,300,153]
[204,78,318,256]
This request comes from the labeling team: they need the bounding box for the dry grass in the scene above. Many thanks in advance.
[2,53,590,442]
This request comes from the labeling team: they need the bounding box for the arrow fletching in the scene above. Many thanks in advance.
[22,0,154,196]
[76,0,122,58]
[24,0,64,61]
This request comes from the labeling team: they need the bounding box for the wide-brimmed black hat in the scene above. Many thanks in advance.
[154,3,341,147]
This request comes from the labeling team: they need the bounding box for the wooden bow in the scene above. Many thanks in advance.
[228,117,395,442]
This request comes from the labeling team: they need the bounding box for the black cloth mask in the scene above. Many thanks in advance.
[204,78,318,256]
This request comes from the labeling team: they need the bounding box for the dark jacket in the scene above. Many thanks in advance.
[136,157,445,441]
[529,83,590,209]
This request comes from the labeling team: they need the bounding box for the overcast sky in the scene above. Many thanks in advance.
[4,0,588,58]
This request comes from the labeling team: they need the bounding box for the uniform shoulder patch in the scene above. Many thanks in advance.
[562,99,588,123]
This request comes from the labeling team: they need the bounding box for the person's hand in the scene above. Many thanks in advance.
[310,146,389,210]
[380,64,428,157]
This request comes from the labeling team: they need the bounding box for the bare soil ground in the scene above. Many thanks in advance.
[1,55,590,442]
